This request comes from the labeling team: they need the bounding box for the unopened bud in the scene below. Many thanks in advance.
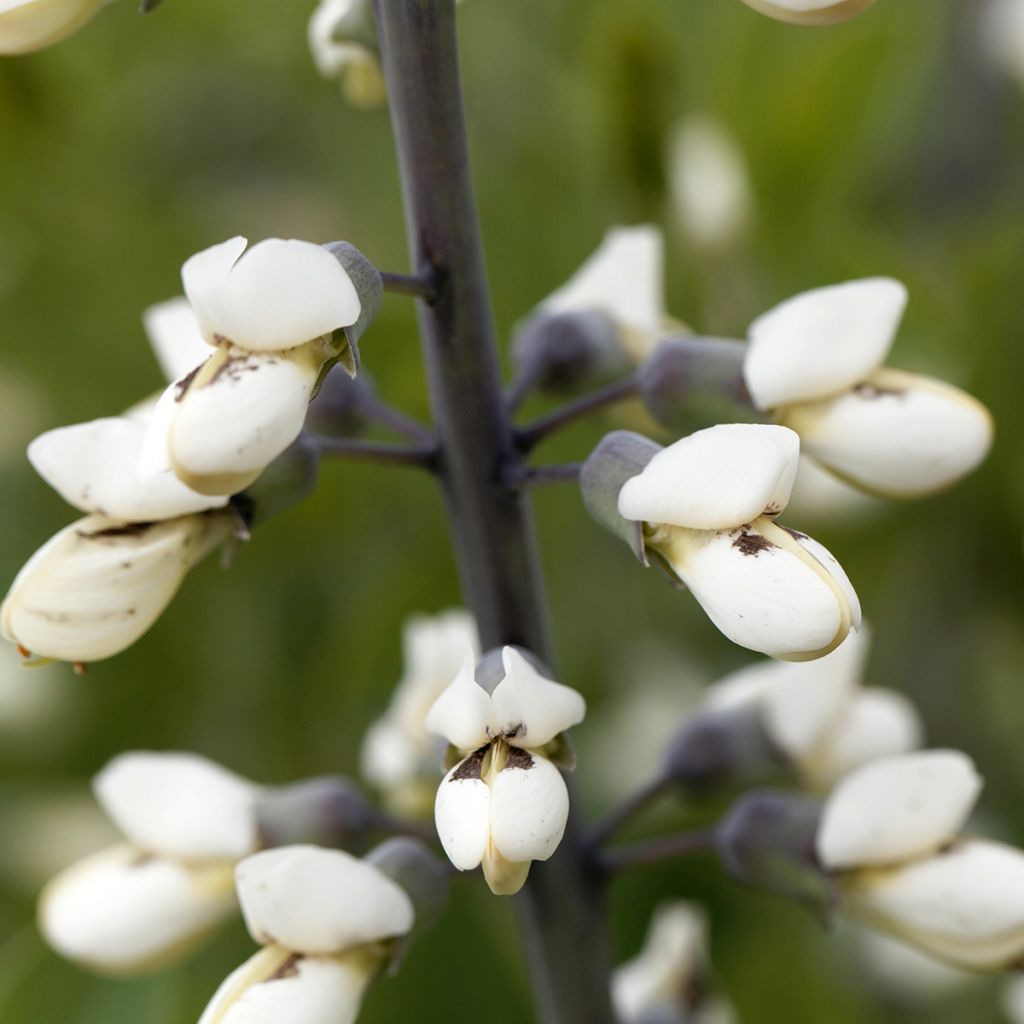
[235,434,320,528]
[306,367,378,437]
[256,776,381,852]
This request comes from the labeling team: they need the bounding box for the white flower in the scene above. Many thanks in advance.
[360,609,479,816]
[618,423,860,660]
[1004,974,1024,1023]
[1,512,232,664]
[704,628,922,788]
[612,901,736,1024]
[739,0,877,25]
[40,752,261,973]
[142,237,362,496]
[0,0,108,55]
[308,0,386,109]
[814,751,1024,971]
[198,845,414,1024]
[426,647,585,895]
[743,279,993,497]
[667,116,752,249]
[539,225,671,363]
[981,0,1024,87]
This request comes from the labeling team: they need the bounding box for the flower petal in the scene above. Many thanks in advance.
[490,647,585,748]
[183,238,361,353]
[540,225,665,338]
[740,0,877,26]
[618,424,800,530]
[199,945,373,1024]
[434,751,491,872]
[0,0,106,55]
[143,297,217,384]
[94,752,260,860]
[423,654,494,750]
[236,846,414,955]
[168,345,321,496]
[489,750,569,865]
[817,751,982,871]
[842,840,1024,971]
[1,513,229,664]
[39,844,235,974]
[781,368,994,498]
[28,418,228,521]
[745,278,907,409]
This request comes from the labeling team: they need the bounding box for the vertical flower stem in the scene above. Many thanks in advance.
[372,2,616,1020]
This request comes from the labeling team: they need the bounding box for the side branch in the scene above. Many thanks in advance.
[312,435,438,470]
[599,827,718,876]
[380,269,440,302]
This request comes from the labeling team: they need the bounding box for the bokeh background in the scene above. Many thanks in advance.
[1,0,1024,1020]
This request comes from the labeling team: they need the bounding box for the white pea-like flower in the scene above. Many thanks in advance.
[425,647,585,895]
[360,609,480,816]
[0,0,108,55]
[40,752,261,974]
[705,627,922,788]
[198,845,414,1024]
[141,237,363,496]
[308,0,386,109]
[739,0,877,26]
[618,423,860,660]
[743,279,993,497]
[815,751,1024,970]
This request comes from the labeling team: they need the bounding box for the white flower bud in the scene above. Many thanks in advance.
[739,0,878,26]
[308,0,386,110]
[817,751,982,870]
[842,839,1024,971]
[780,368,994,498]
[94,752,261,861]
[39,844,236,974]
[198,944,376,1024]
[1,512,230,664]
[236,846,414,954]
[0,0,107,55]
[143,297,216,384]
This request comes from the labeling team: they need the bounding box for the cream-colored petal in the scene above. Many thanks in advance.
[143,297,216,384]
[423,654,494,751]
[618,424,800,530]
[781,368,994,498]
[490,647,585,748]
[817,751,981,870]
[1,513,229,664]
[236,846,413,955]
[488,751,569,865]
[39,844,235,974]
[434,754,491,872]
[740,0,877,25]
[745,278,907,409]
[181,237,249,345]
[94,752,260,861]
[0,0,106,55]
[842,840,1024,971]
[28,418,227,521]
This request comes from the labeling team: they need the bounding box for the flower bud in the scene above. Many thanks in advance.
[306,367,378,437]
[308,0,386,109]
[739,0,878,26]
[236,434,320,528]
[0,0,107,55]
[255,776,381,851]
[1,511,231,664]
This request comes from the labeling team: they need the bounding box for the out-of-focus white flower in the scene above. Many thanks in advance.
[141,237,363,496]
[981,0,1024,86]
[612,901,736,1024]
[739,0,877,26]
[743,280,993,498]
[786,454,881,523]
[360,609,479,816]
[308,0,386,109]
[816,751,1024,971]
[40,752,261,974]
[855,929,976,1001]
[704,627,922,789]
[0,0,108,55]
[426,647,585,895]
[198,845,413,1024]
[539,226,674,363]
[618,423,860,660]
[1004,974,1024,1023]
[667,116,752,249]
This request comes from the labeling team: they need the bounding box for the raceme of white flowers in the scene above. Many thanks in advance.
[425,646,585,895]
[612,901,736,1024]
[739,0,878,26]
[360,609,480,816]
[41,751,261,973]
[308,0,386,109]
[817,750,1024,970]
[141,236,362,496]
[199,845,413,1024]
[618,423,861,660]
[743,279,993,497]
[0,0,108,55]
[704,627,922,789]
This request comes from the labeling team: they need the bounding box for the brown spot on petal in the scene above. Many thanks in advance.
[73,662,88,676]
[268,953,304,981]
[208,354,262,388]
[732,531,774,557]
[174,363,203,402]
[82,522,156,539]
[451,746,488,782]
[781,525,808,541]
[16,644,30,659]
[128,850,157,868]
[502,747,534,772]
[853,381,905,400]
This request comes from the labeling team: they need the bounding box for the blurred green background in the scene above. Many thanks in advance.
[1,0,1024,1020]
